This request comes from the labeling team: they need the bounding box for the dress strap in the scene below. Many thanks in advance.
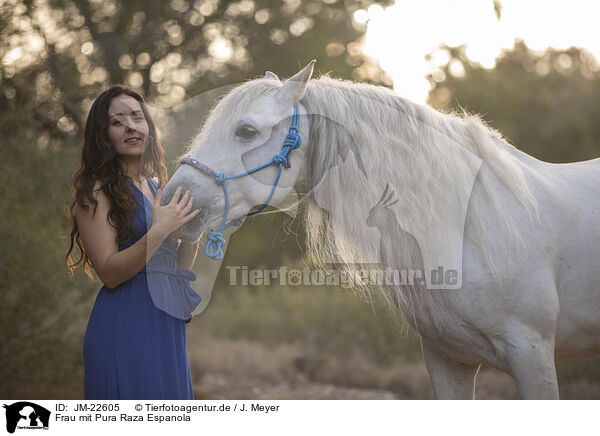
[147,177,158,196]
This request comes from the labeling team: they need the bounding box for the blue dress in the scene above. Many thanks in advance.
[83,178,202,400]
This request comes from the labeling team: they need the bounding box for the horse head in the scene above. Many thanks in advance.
[163,61,316,243]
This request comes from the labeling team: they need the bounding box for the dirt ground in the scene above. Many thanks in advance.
[187,338,600,400]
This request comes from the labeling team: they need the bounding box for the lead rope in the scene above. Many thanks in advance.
[180,104,302,260]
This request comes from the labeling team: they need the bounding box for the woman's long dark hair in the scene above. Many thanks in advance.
[66,85,168,278]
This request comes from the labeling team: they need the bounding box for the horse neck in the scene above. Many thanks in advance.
[302,79,474,180]
[371,208,396,230]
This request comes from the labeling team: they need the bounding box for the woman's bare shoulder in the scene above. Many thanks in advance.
[92,179,104,193]
[74,180,109,217]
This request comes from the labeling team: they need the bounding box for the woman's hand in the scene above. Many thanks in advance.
[152,187,200,238]
[74,182,199,289]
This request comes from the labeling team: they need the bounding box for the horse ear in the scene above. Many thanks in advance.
[276,60,316,105]
[265,71,280,81]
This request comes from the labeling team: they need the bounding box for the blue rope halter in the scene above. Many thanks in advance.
[179,104,302,260]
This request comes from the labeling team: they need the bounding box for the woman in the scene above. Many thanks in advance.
[66,85,202,400]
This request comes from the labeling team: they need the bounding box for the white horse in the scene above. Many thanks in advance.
[164,61,600,399]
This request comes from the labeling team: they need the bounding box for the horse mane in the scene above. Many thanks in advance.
[297,76,538,320]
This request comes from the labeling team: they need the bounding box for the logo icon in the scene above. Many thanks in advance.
[3,402,50,434]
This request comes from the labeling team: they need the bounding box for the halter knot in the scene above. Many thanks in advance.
[283,129,302,150]
[206,231,226,260]
[213,172,226,185]
[273,154,288,165]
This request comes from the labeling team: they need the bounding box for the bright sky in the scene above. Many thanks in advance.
[358,0,600,103]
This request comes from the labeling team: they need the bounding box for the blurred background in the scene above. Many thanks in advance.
[1,0,599,399]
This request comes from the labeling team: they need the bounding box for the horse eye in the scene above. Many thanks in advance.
[235,125,258,139]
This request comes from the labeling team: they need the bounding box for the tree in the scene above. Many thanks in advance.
[427,41,600,163]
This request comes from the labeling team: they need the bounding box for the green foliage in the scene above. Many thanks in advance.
[0,105,95,398]
[428,41,600,162]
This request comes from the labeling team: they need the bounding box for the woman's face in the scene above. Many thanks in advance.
[107,94,150,159]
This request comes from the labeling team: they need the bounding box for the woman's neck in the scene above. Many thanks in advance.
[120,156,143,183]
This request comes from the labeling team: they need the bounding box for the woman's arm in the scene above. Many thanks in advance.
[177,240,200,270]
[75,182,199,289]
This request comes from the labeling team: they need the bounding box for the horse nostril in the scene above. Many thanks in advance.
[183,208,207,230]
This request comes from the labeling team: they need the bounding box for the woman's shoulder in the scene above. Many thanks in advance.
[74,180,109,217]
[90,180,109,204]
[92,179,104,193]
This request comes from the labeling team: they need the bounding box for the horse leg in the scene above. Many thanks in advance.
[421,336,481,399]
[504,327,559,399]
